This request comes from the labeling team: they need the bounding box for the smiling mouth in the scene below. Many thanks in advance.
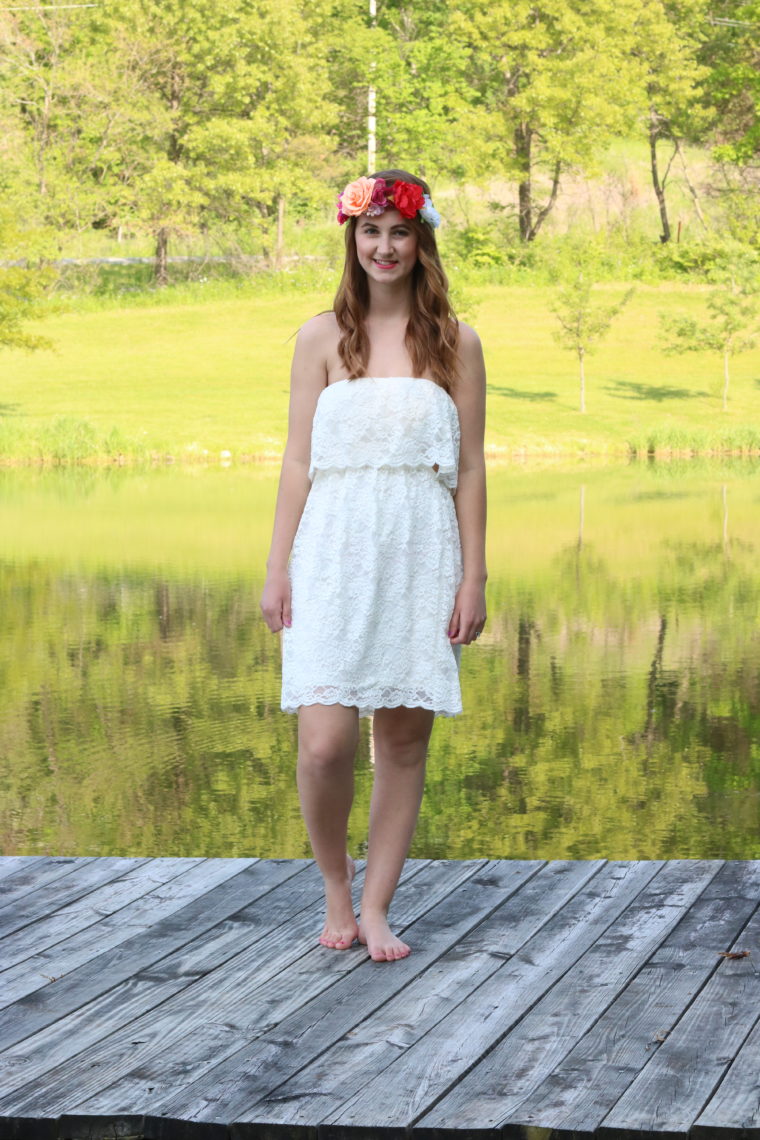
[373,259,398,267]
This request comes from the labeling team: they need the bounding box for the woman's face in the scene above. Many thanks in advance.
[354,208,418,284]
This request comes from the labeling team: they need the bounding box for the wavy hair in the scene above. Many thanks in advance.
[333,168,459,395]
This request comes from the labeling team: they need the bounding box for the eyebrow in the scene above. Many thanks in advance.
[360,221,410,230]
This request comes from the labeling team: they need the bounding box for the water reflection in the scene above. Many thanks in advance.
[1,462,758,860]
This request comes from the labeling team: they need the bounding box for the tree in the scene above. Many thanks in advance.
[551,261,634,412]
[701,0,760,166]
[0,4,141,237]
[632,0,711,243]
[0,211,55,355]
[660,251,759,409]
[326,0,481,183]
[445,0,651,241]
[98,0,340,282]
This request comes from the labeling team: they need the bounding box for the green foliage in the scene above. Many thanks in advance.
[0,0,758,276]
[662,235,760,278]
[0,212,56,354]
[445,226,505,269]
[660,251,760,407]
[701,0,760,165]
[550,248,635,411]
[551,279,635,356]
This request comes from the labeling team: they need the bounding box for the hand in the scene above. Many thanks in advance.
[260,569,292,633]
[447,579,487,645]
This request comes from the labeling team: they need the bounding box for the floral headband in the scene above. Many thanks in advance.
[337,176,441,228]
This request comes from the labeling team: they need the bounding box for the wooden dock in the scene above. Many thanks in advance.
[0,855,759,1139]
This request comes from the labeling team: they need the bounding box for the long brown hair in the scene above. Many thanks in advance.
[333,168,459,395]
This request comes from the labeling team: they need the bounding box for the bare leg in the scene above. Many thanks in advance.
[297,703,361,948]
[359,705,435,961]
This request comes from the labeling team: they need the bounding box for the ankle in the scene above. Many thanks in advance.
[323,869,352,890]
[359,903,389,920]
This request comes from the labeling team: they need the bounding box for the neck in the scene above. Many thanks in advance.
[366,277,413,320]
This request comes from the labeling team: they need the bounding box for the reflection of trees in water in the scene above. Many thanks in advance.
[624,614,678,758]
[513,616,543,736]
[3,536,760,859]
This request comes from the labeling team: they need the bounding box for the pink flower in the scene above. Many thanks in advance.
[365,178,388,216]
[340,177,377,216]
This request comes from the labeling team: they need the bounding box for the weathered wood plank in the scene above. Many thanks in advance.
[414,859,722,1136]
[0,858,34,882]
[599,888,760,1134]
[0,857,87,889]
[0,858,758,1140]
[694,1008,760,1135]
[314,861,662,1137]
[135,860,530,1140]
[55,859,473,1132]
[238,860,601,1134]
[0,856,208,980]
[0,858,430,1119]
[503,859,760,1134]
[0,858,259,1008]
[0,859,308,1060]
[0,857,150,940]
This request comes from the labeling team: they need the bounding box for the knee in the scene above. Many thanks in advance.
[374,728,429,769]
[299,732,354,776]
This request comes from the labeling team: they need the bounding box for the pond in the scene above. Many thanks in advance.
[1,461,758,861]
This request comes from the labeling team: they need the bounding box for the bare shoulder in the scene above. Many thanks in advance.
[455,321,486,397]
[296,310,339,351]
[457,321,484,364]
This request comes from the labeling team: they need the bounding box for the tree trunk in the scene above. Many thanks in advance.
[675,138,708,232]
[368,0,377,173]
[578,346,586,413]
[155,228,169,286]
[577,483,585,553]
[649,108,672,244]
[529,159,562,241]
[515,122,532,242]
[276,195,285,269]
[723,348,730,410]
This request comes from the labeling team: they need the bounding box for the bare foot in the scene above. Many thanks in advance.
[319,855,358,950]
[358,910,411,961]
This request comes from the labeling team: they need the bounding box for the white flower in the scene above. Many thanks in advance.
[420,194,442,228]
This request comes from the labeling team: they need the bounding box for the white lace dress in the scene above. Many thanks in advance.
[281,375,464,719]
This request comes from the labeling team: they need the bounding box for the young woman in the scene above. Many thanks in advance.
[260,169,487,962]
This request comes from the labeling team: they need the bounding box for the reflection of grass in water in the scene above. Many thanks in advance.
[1,285,759,463]
[2,459,758,584]
[2,462,759,860]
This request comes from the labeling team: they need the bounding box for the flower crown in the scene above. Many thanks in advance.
[337,176,441,228]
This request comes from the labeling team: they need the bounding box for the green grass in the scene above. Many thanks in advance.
[1,283,758,464]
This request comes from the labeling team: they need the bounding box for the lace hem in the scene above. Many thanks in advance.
[281,684,463,719]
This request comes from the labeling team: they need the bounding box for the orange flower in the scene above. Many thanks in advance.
[339,177,376,216]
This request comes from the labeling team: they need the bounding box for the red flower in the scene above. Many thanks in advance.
[390,180,425,219]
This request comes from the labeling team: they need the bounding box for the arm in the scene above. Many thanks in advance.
[260,317,330,632]
[448,323,488,645]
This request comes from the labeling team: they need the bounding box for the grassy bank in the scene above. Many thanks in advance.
[2,284,758,464]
